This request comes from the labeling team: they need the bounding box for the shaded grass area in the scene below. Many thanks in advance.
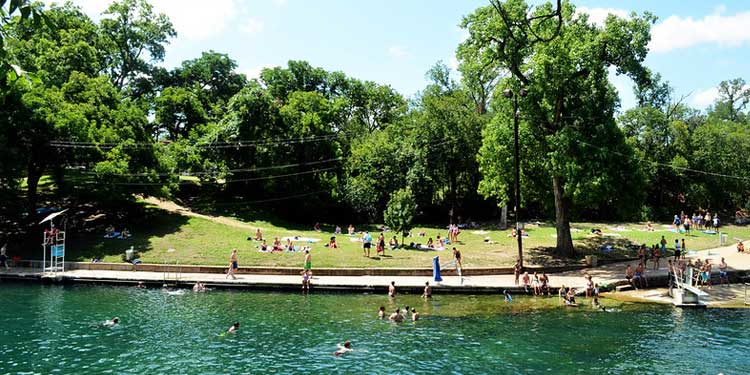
[60,200,750,268]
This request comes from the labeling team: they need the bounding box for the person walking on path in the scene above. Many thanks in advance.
[226,249,238,280]
[304,249,312,272]
[513,260,521,286]
[362,231,372,257]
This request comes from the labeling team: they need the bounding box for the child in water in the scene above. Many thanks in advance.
[227,322,240,334]
[102,317,119,327]
[503,289,512,303]
[334,341,353,356]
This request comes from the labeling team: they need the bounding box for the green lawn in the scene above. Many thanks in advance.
[64,200,750,268]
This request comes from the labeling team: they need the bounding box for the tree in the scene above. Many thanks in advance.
[154,86,208,140]
[384,188,417,247]
[709,78,749,123]
[410,62,486,223]
[464,0,653,256]
[0,0,49,86]
[99,0,175,91]
[165,51,248,118]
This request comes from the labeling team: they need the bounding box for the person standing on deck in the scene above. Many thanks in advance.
[226,249,238,280]
[303,249,312,272]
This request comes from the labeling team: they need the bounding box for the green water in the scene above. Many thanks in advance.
[0,283,748,374]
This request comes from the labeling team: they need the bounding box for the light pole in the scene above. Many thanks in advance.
[503,88,528,268]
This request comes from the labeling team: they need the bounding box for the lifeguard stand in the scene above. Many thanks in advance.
[40,209,68,274]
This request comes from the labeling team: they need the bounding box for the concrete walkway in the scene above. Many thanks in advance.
[2,244,749,296]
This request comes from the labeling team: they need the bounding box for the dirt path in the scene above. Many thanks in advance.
[142,196,256,231]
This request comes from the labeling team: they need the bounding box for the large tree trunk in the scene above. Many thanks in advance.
[552,175,575,257]
[25,148,47,221]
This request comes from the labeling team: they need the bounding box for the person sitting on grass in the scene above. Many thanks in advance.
[119,228,131,239]
[254,228,262,241]
[389,236,399,250]
[426,237,434,249]
[260,240,268,252]
[645,221,654,232]
[105,225,116,237]
[313,222,321,232]
[272,237,282,252]
[436,235,445,249]
[327,236,338,248]
[285,238,294,252]
[335,226,342,234]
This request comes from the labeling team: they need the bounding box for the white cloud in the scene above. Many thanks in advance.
[576,6,629,27]
[150,0,238,41]
[650,8,750,53]
[690,87,719,109]
[387,46,410,59]
[239,18,265,34]
[45,0,239,41]
[242,65,274,80]
[690,84,750,109]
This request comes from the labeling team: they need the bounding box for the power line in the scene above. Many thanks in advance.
[577,140,750,182]
[75,157,345,177]
[48,134,343,149]
[92,167,339,186]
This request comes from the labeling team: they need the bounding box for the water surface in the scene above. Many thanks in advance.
[0,283,748,374]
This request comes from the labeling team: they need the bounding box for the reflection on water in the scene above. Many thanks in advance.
[0,283,748,374]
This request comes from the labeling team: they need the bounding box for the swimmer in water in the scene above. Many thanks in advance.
[503,289,512,303]
[227,322,240,334]
[334,341,353,356]
[378,306,385,319]
[136,281,146,289]
[102,317,120,327]
[422,281,432,298]
[411,308,419,321]
[389,308,404,322]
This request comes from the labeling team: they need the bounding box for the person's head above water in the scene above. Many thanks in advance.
[112,317,120,324]
[343,341,352,349]
[233,322,240,328]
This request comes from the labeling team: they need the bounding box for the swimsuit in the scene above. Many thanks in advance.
[231,261,238,269]
[304,261,311,270]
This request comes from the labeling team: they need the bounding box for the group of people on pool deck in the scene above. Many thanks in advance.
[520,271,551,295]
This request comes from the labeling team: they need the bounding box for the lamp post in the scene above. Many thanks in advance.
[503,88,528,268]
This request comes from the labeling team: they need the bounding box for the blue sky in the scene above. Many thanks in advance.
[55,0,750,111]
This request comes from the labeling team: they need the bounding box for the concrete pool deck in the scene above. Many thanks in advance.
[2,244,749,296]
